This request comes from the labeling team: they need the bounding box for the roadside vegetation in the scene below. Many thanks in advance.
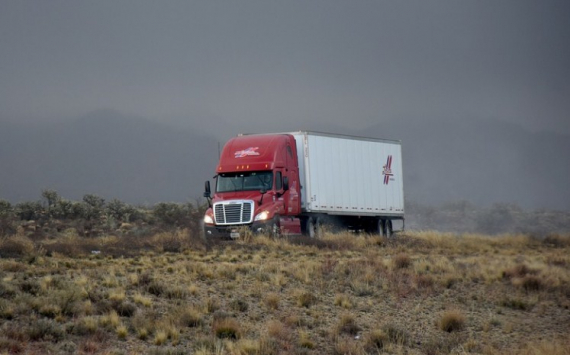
[0,191,569,354]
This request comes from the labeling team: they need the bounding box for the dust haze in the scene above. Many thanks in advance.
[1,1,569,213]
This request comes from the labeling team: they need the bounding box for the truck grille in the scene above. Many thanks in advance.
[214,200,254,225]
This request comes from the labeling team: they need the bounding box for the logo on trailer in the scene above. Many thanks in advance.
[234,147,260,158]
[382,155,394,185]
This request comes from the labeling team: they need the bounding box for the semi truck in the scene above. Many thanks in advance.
[203,131,404,238]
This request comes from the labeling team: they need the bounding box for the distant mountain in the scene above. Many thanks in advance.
[1,112,568,210]
[0,110,219,204]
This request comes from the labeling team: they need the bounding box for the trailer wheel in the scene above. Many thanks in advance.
[377,219,385,236]
[384,220,393,238]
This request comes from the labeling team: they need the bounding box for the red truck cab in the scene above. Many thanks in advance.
[203,133,301,238]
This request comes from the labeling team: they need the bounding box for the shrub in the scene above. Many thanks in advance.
[333,338,361,355]
[15,201,43,220]
[415,274,435,290]
[350,280,375,297]
[153,203,188,226]
[365,329,388,351]
[72,316,99,335]
[27,318,65,341]
[263,293,279,310]
[204,297,220,313]
[231,298,249,312]
[106,198,140,223]
[334,294,353,309]
[39,303,61,318]
[0,338,24,354]
[336,313,361,335]
[267,320,290,341]
[117,324,128,339]
[0,199,12,217]
[164,285,188,299]
[503,264,537,279]
[383,323,410,345]
[393,253,412,269]
[213,317,241,339]
[296,290,317,308]
[147,280,166,296]
[0,299,14,320]
[154,330,169,345]
[299,331,315,349]
[49,199,77,219]
[0,281,17,298]
[519,275,545,292]
[82,194,105,220]
[114,301,137,317]
[500,297,532,310]
[439,310,466,332]
[0,199,14,236]
[153,232,187,253]
[180,307,203,327]
[19,279,41,295]
[543,234,570,248]
[133,293,153,308]
[0,235,35,257]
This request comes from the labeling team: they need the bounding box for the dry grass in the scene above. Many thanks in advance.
[0,230,569,354]
[212,317,241,339]
[439,309,466,332]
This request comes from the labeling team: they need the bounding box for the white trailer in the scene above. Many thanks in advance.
[291,131,404,236]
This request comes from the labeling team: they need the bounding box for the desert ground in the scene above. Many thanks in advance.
[1,228,569,355]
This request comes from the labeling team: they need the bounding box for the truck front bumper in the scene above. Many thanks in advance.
[204,221,274,239]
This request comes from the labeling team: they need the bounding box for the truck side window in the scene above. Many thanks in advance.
[275,172,283,190]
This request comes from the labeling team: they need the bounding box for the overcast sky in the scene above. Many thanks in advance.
[1,0,569,134]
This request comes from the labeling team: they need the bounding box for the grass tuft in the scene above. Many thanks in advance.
[519,275,545,292]
[179,307,203,327]
[439,310,466,332]
[230,298,249,312]
[383,323,410,345]
[336,313,361,335]
[295,290,317,308]
[365,329,388,351]
[393,253,412,269]
[263,293,280,310]
[212,317,241,339]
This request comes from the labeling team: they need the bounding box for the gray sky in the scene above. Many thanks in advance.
[1,0,569,134]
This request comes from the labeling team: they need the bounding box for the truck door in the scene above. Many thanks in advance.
[286,169,300,215]
[285,142,301,215]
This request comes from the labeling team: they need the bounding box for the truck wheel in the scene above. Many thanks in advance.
[384,220,393,238]
[307,216,321,238]
[377,219,385,236]
[270,215,281,238]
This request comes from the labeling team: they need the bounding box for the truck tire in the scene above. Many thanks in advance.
[307,216,322,238]
[384,219,393,238]
[270,215,281,238]
[376,219,385,236]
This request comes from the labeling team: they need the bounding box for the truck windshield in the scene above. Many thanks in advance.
[216,171,273,193]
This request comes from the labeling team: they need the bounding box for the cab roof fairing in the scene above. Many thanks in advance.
[216,134,292,173]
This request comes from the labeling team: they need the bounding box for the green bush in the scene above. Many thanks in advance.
[15,201,43,221]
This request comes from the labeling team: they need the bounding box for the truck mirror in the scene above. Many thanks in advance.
[283,177,289,191]
[204,181,211,198]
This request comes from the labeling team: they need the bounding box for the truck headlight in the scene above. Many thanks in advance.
[204,214,214,224]
[254,211,269,221]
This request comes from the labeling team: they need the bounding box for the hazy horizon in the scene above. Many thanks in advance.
[1,1,569,210]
